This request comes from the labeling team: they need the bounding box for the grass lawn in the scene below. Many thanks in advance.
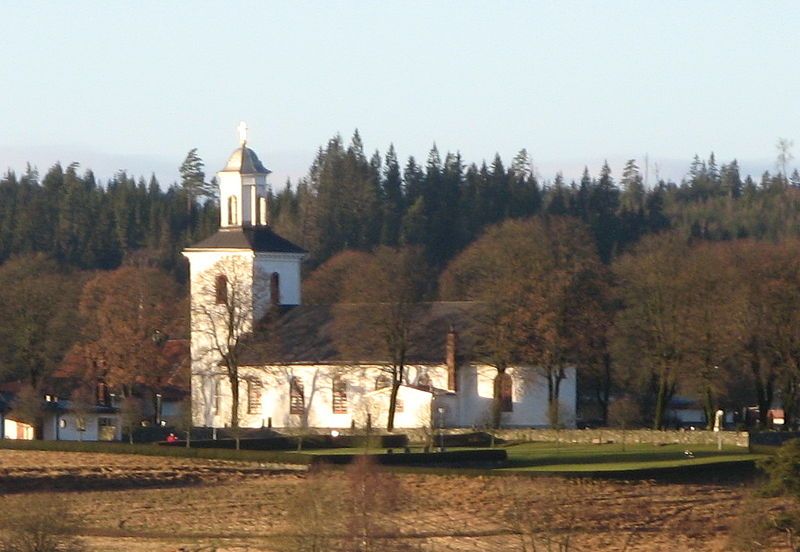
[503,442,758,472]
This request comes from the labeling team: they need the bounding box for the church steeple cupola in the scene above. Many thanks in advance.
[218,122,271,228]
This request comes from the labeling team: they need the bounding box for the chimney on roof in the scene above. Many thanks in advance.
[446,325,458,392]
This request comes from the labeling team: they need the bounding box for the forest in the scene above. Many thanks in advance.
[2,130,800,430]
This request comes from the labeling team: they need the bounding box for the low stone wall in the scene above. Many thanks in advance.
[400,428,750,448]
[268,426,750,448]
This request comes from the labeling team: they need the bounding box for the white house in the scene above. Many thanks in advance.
[184,127,577,430]
[41,400,121,441]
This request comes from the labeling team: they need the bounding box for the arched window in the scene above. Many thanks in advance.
[259,197,268,225]
[495,372,513,412]
[247,380,262,415]
[417,373,431,389]
[270,272,280,306]
[375,374,391,390]
[215,274,228,305]
[332,376,347,414]
[290,377,305,415]
[214,379,223,414]
[227,195,238,225]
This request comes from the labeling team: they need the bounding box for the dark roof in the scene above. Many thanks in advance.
[240,301,484,365]
[186,227,307,254]
[45,400,118,415]
[221,145,271,175]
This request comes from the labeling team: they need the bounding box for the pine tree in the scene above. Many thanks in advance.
[380,144,403,246]
[179,148,214,211]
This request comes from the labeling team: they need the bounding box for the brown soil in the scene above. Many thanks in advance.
[0,450,789,551]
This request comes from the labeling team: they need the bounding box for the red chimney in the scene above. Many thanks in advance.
[446,326,458,391]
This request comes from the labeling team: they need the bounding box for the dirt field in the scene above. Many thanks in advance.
[0,449,790,551]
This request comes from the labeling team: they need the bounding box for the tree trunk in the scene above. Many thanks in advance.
[229,372,239,429]
[600,352,612,426]
[387,378,399,432]
[703,385,715,430]
[653,366,670,430]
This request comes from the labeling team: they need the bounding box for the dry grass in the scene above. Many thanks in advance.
[0,449,790,551]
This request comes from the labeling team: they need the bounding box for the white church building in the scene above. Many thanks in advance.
[184,127,576,430]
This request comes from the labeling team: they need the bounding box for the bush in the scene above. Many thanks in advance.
[759,438,800,499]
[0,494,85,552]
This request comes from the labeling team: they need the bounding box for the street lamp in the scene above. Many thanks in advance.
[155,393,162,426]
[437,407,445,452]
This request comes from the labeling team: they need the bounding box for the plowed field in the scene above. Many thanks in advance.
[0,450,790,551]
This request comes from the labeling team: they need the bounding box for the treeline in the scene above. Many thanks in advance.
[0,162,218,274]
[271,131,800,269]
[3,132,800,275]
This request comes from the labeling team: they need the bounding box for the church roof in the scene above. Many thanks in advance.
[221,145,271,175]
[186,227,307,254]
[240,301,485,365]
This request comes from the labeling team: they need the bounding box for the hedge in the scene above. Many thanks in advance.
[309,448,508,466]
[0,439,314,465]
[159,434,409,451]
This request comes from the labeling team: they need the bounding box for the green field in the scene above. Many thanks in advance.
[499,442,758,472]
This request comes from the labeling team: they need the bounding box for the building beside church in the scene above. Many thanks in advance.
[184,128,576,430]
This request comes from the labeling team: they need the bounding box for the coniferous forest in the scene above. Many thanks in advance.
[3,130,800,429]
[3,131,800,276]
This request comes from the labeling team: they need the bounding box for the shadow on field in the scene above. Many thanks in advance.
[0,472,204,494]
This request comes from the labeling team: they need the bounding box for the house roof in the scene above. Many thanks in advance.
[240,301,484,366]
[185,227,307,254]
[45,399,118,415]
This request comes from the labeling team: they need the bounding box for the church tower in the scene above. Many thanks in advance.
[183,124,306,426]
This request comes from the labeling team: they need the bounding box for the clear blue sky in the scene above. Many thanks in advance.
[2,1,798,186]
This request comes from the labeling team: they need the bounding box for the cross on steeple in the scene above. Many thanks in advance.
[237,121,248,146]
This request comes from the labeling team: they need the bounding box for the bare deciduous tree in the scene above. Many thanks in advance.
[192,256,268,429]
[327,247,430,431]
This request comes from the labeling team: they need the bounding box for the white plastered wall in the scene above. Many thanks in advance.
[203,362,577,430]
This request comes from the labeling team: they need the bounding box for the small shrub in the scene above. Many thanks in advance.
[758,438,800,499]
[0,494,85,552]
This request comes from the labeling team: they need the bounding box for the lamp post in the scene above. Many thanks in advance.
[437,407,445,452]
[155,393,162,426]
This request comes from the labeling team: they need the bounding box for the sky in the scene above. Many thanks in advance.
[2,1,799,187]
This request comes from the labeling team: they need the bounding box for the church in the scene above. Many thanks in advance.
[183,127,577,430]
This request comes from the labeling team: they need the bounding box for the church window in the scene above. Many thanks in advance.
[375,374,391,390]
[417,373,431,389]
[259,197,268,225]
[495,372,513,412]
[227,196,238,225]
[247,380,262,415]
[290,377,304,415]
[270,272,280,306]
[332,376,347,414]
[215,275,228,305]
[214,379,222,414]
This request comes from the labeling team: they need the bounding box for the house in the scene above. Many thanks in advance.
[183,126,577,430]
[0,382,34,440]
[41,398,121,441]
[0,380,122,441]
